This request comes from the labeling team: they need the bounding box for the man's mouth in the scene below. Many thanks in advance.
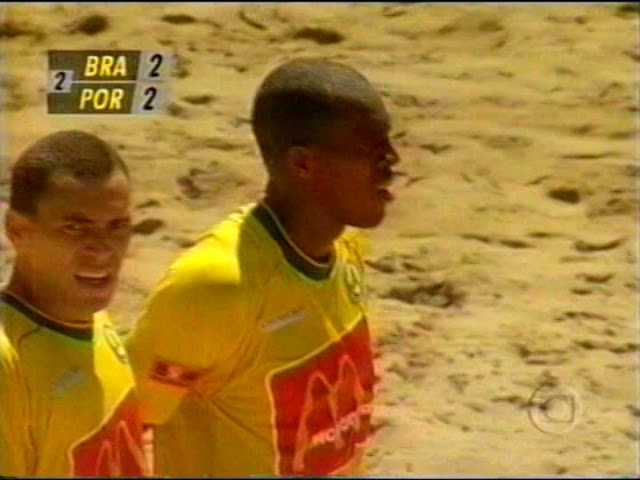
[376,188,394,202]
[75,272,112,288]
[376,175,395,201]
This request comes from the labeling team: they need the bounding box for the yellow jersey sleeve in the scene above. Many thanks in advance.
[126,244,252,426]
[0,331,34,475]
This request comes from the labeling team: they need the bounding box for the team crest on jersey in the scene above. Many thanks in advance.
[103,326,129,364]
[343,262,364,305]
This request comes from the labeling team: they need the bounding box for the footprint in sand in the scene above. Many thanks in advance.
[381,5,408,18]
[560,151,620,160]
[554,311,622,337]
[366,252,431,275]
[366,255,404,274]
[615,3,640,18]
[0,20,44,40]
[131,218,165,236]
[434,14,505,36]
[161,235,196,249]
[420,143,452,155]
[460,233,533,250]
[573,236,626,253]
[587,193,638,218]
[172,55,191,79]
[626,404,640,418]
[176,163,250,204]
[374,308,440,385]
[514,342,569,366]
[570,287,592,296]
[497,238,532,249]
[477,134,532,150]
[383,281,465,308]
[547,186,581,204]
[527,231,568,239]
[594,81,632,106]
[390,94,437,110]
[575,272,614,284]
[161,13,197,25]
[66,14,109,35]
[573,338,639,354]
[370,413,392,435]
[490,393,529,409]
[291,26,345,45]
[447,373,471,394]
[554,311,608,323]
[1,75,30,112]
[166,102,191,119]
[181,94,217,106]
[136,199,161,209]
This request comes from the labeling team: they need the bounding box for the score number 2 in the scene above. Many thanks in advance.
[143,86,157,111]
[135,83,165,114]
[53,72,66,91]
[147,54,163,79]
[49,69,73,93]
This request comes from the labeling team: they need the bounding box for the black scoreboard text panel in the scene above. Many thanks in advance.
[47,50,172,114]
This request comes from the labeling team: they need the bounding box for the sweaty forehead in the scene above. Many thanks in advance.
[37,172,130,220]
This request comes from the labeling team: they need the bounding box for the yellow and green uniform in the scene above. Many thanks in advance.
[127,202,376,476]
[0,292,148,477]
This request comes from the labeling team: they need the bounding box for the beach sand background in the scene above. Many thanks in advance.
[1,3,638,475]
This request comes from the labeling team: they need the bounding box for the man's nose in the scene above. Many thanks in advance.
[81,233,116,262]
[386,148,400,167]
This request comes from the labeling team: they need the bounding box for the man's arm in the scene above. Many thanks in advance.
[0,338,33,475]
[125,264,249,426]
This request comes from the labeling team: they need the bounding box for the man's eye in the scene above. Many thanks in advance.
[63,224,87,235]
[112,220,131,231]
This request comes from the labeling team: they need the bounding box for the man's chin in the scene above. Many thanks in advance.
[89,294,114,312]
[73,292,115,316]
[347,211,386,229]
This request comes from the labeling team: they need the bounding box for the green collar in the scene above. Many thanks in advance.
[251,203,335,282]
[0,291,94,341]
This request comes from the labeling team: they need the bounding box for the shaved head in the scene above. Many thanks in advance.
[251,57,388,172]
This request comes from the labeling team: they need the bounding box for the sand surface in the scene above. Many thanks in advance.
[1,3,639,476]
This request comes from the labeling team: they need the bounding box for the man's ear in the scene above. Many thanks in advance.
[4,209,34,247]
[285,146,315,180]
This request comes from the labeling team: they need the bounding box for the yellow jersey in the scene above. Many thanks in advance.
[126,202,375,476]
[0,291,148,477]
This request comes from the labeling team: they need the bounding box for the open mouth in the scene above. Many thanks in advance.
[376,176,395,201]
[75,272,112,288]
[376,188,394,201]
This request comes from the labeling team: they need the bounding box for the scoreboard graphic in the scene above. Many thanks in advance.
[47,50,173,115]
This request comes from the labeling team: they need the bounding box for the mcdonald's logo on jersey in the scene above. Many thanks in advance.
[268,316,375,475]
[70,388,148,476]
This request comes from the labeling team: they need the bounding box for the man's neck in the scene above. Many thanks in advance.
[262,188,344,264]
[5,268,92,327]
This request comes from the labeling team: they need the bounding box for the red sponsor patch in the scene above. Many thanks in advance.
[150,359,203,388]
[269,317,375,475]
[71,389,147,476]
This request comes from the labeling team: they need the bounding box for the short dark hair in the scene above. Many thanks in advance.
[9,130,129,216]
[251,57,387,170]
